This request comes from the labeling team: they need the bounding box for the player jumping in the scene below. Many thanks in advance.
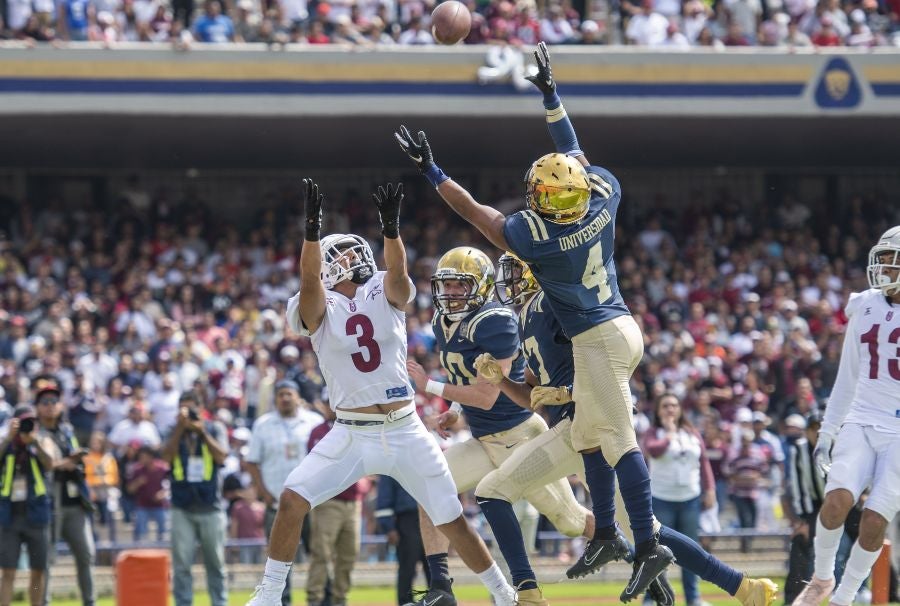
[397,42,673,602]
[793,226,900,606]
[246,181,515,606]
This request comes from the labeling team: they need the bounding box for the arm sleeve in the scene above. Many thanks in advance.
[641,428,671,458]
[543,96,583,157]
[822,297,862,436]
[473,309,521,360]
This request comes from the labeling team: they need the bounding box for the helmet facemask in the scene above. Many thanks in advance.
[868,246,900,296]
[495,253,539,306]
[320,234,376,289]
[432,271,491,322]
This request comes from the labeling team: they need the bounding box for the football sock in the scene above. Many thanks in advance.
[478,562,517,603]
[659,526,742,595]
[813,517,844,581]
[832,541,881,605]
[261,558,292,591]
[427,553,452,592]
[582,450,617,539]
[614,450,655,545]
[477,497,538,590]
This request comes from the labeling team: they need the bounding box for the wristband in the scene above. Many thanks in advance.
[304,231,320,242]
[423,164,450,188]
[449,401,462,413]
[542,89,561,109]
[425,379,445,397]
[382,222,400,239]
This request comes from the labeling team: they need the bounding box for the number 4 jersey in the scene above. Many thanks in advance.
[503,164,628,339]
[823,288,900,436]
[292,271,415,411]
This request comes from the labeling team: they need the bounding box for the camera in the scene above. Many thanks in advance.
[19,418,35,434]
[187,408,200,422]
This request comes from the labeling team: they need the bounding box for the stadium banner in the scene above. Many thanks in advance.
[0,44,897,116]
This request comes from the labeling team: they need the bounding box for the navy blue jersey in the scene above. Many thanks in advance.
[519,291,575,428]
[432,302,531,438]
[503,165,629,339]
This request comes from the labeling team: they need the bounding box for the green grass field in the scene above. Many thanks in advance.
[19,579,778,606]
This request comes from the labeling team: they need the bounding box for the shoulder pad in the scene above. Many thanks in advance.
[845,289,877,318]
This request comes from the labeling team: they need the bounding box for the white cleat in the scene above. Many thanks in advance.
[792,576,835,606]
[245,584,283,606]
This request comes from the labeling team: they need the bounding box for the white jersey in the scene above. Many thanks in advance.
[823,288,900,436]
[305,271,415,410]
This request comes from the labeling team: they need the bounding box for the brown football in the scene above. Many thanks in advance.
[431,0,472,45]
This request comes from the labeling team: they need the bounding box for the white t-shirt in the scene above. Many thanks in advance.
[148,388,181,434]
[309,271,415,410]
[647,427,704,502]
[246,409,323,497]
[824,288,900,436]
[109,419,162,450]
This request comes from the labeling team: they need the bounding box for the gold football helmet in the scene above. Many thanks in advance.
[432,247,495,321]
[525,153,591,224]
[495,252,539,306]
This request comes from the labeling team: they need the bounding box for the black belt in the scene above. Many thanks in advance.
[336,409,415,426]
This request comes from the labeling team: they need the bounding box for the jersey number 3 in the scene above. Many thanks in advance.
[346,314,381,373]
[583,241,613,303]
[860,323,900,380]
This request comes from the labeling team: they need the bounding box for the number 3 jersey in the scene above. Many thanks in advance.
[433,302,530,438]
[503,164,629,339]
[823,288,900,436]
[304,271,415,411]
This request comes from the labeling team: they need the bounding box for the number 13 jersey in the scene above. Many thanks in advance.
[503,164,628,339]
[307,271,415,411]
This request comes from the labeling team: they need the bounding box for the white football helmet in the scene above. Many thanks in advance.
[320,233,376,289]
[867,225,900,296]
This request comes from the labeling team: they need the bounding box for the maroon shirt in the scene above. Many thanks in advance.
[308,421,361,502]
[128,459,170,508]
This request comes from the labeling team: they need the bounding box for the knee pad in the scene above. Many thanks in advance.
[475,469,524,503]
[545,505,588,538]
[597,429,639,468]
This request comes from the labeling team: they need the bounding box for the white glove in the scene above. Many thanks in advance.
[813,432,835,477]
[530,385,571,409]
[474,353,504,385]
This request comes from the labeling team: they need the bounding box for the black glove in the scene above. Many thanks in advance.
[525,41,556,97]
[302,178,324,242]
[394,125,434,173]
[373,182,404,239]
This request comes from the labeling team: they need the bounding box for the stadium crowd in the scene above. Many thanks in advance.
[0,179,897,574]
[1,0,899,49]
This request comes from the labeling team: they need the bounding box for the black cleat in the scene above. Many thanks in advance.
[402,587,456,606]
[620,544,675,603]
[647,570,676,606]
[566,534,631,579]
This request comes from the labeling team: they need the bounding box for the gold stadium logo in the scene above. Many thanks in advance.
[825,69,851,100]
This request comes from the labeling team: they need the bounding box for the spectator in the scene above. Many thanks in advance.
[162,392,229,606]
[642,393,716,606]
[35,376,96,606]
[108,402,162,455]
[224,474,265,564]
[725,430,768,552]
[0,405,57,606]
[625,0,668,45]
[245,379,322,605]
[127,446,169,542]
[306,402,363,606]
[83,432,119,543]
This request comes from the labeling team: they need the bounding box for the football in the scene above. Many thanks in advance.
[431,0,472,45]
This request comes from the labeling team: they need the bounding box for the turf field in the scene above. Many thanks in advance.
[23,578,785,605]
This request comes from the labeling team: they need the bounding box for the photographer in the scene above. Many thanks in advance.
[0,405,58,606]
[35,376,96,606]
[161,391,228,606]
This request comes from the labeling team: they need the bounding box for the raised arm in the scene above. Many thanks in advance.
[299,178,327,334]
[373,183,412,309]
[525,42,589,167]
[395,125,509,251]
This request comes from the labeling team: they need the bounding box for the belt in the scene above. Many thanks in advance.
[335,405,416,427]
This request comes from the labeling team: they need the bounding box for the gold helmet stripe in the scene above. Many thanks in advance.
[524,209,550,240]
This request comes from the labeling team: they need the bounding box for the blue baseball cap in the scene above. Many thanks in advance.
[275,379,300,394]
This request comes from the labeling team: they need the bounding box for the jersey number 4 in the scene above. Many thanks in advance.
[860,323,900,380]
[583,241,613,303]
[346,314,381,373]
